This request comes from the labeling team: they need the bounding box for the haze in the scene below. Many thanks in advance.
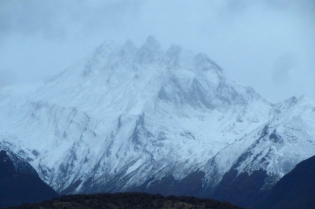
[0,0,314,102]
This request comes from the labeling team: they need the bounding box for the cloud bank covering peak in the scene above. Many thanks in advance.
[0,0,314,102]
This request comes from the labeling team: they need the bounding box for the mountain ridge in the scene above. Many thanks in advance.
[0,37,314,208]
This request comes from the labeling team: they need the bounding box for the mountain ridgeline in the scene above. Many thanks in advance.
[0,36,315,208]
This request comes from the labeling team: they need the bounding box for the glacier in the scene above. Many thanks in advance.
[0,36,314,196]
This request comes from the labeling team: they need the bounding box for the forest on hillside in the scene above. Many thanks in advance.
[5,192,244,209]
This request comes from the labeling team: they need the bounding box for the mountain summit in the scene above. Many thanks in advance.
[0,37,315,208]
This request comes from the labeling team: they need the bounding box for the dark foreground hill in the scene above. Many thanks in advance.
[0,150,58,208]
[5,192,244,209]
[253,155,315,209]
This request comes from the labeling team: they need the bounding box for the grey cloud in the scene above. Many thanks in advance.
[0,70,16,89]
[0,0,314,102]
[272,53,297,85]
[0,0,143,42]
[0,0,64,39]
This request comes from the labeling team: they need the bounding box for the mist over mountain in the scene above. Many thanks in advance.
[0,37,315,208]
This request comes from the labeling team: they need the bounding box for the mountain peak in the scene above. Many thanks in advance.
[123,39,137,50]
[2,37,315,203]
[143,35,161,50]
[135,36,162,63]
[95,40,119,56]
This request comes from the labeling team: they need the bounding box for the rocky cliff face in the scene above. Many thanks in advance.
[0,37,314,207]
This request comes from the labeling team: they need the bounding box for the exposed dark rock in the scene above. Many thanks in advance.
[211,169,269,208]
[253,155,315,209]
[131,171,205,197]
[0,150,58,208]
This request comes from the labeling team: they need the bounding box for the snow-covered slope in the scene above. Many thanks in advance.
[205,96,315,189]
[0,36,314,195]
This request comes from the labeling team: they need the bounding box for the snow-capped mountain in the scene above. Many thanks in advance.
[0,36,314,201]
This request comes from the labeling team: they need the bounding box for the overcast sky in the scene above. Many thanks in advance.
[0,0,314,103]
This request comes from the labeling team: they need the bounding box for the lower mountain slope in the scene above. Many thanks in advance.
[0,150,59,208]
[253,155,315,209]
[5,192,244,209]
[211,169,268,208]
[206,96,315,207]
